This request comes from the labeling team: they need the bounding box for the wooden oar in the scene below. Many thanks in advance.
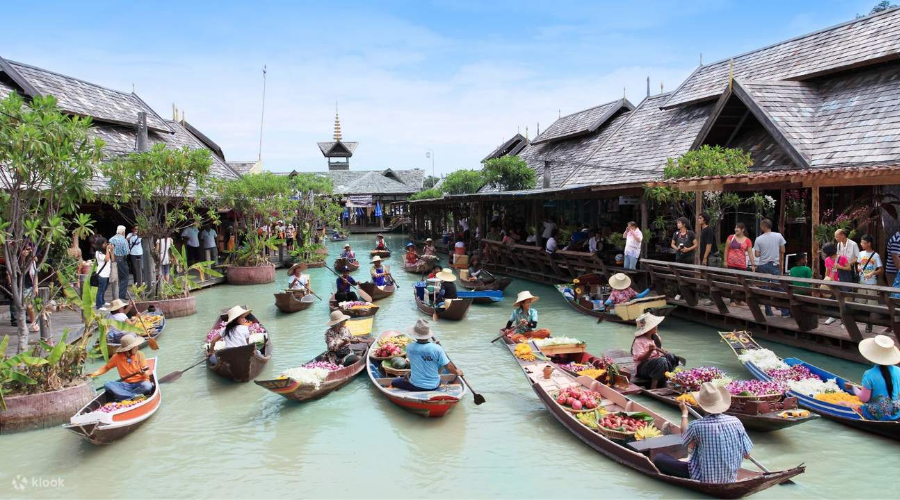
[490,327,513,343]
[128,296,158,350]
[305,284,323,301]
[325,265,372,302]
[157,358,206,384]
[684,405,794,485]
[434,338,484,405]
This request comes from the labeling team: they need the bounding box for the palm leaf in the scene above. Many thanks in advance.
[46,330,69,366]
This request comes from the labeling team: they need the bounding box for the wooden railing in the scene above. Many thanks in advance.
[641,259,900,342]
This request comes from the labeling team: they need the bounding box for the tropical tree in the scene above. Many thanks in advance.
[481,156,536,191]
[289,173,342,263]
[441,169,485,195]
[422,175,440,189]
[409,188,443,201]
[0,93,103,354]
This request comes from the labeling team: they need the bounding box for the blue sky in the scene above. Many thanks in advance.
[0,0,882,175]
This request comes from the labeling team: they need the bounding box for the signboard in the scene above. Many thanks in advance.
[618,196,639,206]
[346,195,373,207]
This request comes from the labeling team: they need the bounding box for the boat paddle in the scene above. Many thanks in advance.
[157,358,207,384]
[325,264,373,302]
[434,338,485,405]
[305,284,323,301]
[684,404,795,485]
[128,296,159,350]
[490,327,514,343]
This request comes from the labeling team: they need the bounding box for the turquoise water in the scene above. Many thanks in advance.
[0,234,895,499]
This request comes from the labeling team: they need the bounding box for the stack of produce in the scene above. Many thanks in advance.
[575,408,608,429]
[533,337,583,347]
[96,395,147,413]
[597,412,655,436]
[554,386,603,411]
[737,349,789,371]
[813,392,862,407]
[514,343,537,361]
[127,313,164,336]
[373,343,404,358]
[340,301,374,309]
[726,379,786,398]
[766,365,813,382]
[765,363,846,398]
[666,367,729,393]
[676,393,697,405]
[380,336,412,348]
[576,368,607,379]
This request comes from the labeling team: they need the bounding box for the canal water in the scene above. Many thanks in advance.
[0,234,895,499]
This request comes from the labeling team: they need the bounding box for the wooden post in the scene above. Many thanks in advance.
[778,188,786,233]
[694,191,702,265]
[811,185,820,278]
[640,195,649,258]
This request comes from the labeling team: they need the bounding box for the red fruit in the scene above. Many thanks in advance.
[571,400,583,410]
[557,395,567,405]
[566,397,576,406]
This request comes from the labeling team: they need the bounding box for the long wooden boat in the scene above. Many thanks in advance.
[413,291,473,321]
[106,313,165,350]
[63,358,161,445]
[403,260,434,274]
[273,290,315,313]
[555,284,674,324]
[328,294,380,317]
[205,310,273,382]
[367,330,466,417]
[255,339,373,401]
[503,341,804,497]
[359,281,396,301]
[460,276,512,291]
[334,257,360,272]
[640,386,818,432]
[720,331,900,441]
[370,249,392,258]
[457,289,503,304]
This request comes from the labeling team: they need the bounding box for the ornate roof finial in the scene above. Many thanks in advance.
[333,101,342,141]
[525,126,529,141]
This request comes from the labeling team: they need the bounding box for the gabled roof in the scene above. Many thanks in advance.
[482,133,529,162]
[308,168,424,195]
[227,160,261,176]
[317,141,358,157]
[0,56,172,132]
[532,99,634,144]
[663,7,900,109]
[182,120,225,160]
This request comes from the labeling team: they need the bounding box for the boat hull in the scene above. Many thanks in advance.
[414,292,473,321]
[334,258,360,272]
[359,282,395,301]
[460,277,512,291]
[274,291,315,313]
[207,341,272,382]
[256,341,371,401]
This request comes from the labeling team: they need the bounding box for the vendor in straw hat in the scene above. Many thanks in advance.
[631,313,684,387]
[207,306,254,359]
[374,233,387,250]
[506,291,540,335]
[102,299,132,344]
[652,382,753,483]
[88,333,153,401]
[389,319,463,392]
[370,256,392,287]
[846,335,900,420]
[335,265,359,303]
[423,238,437,256]
[602,273,652,311]
[340,243,356,262]
[434,269,458,305]
[404,242,420,266]
[287,263,312,293]
[323,311,359,366]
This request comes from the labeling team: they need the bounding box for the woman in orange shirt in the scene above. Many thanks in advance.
[88,334,152,401]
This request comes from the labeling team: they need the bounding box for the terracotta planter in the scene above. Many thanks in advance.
[226,264,276,285]
[1,380,95,434]
[134,295,197,318]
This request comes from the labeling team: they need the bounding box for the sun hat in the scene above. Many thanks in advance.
[328,310,352,327]
[514,290,539,306]
[608,273,632,291]
[406,243,414,248]
[406,319,434,340]
[104,299,129,312]
[225,305,252,324]
[436,269,456,282]
[287,263,307,275]
[859,335,900,365]
[692,382,731,414]
[634,313,664,337]
[371,256,383,264]
[377,233,383,237]
[116,334,145,353]
[344,243,351,248]
[426,238,433,242]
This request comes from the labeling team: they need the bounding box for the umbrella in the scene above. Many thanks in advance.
[374,201,383,218]
[343,208,349,219]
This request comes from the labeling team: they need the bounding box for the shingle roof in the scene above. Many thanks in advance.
[317,141,358,156]
[531,99,632,144]
[309,168,424,195]
[663,7,900,109]
[227,161,260,176]
[162,120,240,179]
[1,57,172,132]
[482,133,529,162]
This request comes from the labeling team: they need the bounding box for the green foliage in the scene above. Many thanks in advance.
[423,175,440,189]
[290,173,342,250]
[663,145,752,180]
[227,232,283,267]
[291,243,327,263]
[481,156,536,191]
[605,232,626,249]
[166,245,222,296]
[441,169,485,195]
[871,1,896,13]
[409,188,443,201]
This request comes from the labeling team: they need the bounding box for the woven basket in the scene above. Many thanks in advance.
[596,426,635,441]
[731,392,783,403]
[551,391,600,414]
[381,360,410,377]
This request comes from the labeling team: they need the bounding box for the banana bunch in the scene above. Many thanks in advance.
[514,343,536,361]
[634,425,662,441]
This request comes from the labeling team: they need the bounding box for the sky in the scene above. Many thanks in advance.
[0,0,884,176]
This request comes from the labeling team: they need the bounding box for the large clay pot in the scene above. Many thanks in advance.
[226,264,276,285]
[134,295,197,318]
[0,380,95,434]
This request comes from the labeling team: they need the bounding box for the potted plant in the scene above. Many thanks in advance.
[132,246,221,317]
[785,189,808,223]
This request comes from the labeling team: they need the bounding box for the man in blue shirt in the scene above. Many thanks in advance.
[109,225,130,300]
[390,319,463,391]
[334,266,358,303]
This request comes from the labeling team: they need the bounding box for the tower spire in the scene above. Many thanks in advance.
[333,101,343,142]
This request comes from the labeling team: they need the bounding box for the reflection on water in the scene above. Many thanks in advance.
[0,235,896,499]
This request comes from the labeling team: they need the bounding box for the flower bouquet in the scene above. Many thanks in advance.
[666,366,728,393]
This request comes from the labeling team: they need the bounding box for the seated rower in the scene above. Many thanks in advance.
[88,334,153,402]
[405,243,420,266]
[340,243,357,263]
[375,233,387,250]
[653,382,753,484]
[631,313,683,387]
[287,263,311,292]
[423,238,437,256]
[104,299,132,344]
[846,335,900,421]
[370,256,393,287]
[427,264,443,280]
[504,291,549,340]
[601,273,651,311]
[324,311,360,366]
[207,306,253,363]
[390,319,463,391]
[335,266,358,302]
[435,269,458,306]
[467,256,485,282]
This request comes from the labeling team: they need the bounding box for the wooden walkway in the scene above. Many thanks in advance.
[1,310,85,357]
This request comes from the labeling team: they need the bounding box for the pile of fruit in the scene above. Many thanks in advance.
[96,395,147,413]
[575,408,608,429]
[374,343,404,358]
[380,336,412,347]
[128,313,164,336]
[514,343,537,361]
[555,386,603,411]
[576,368,607,379]
[634,425,663,441]
[598,412,655,435]
[676,393,697,405]
[533,337,584,347]
[666,366,729,393]
[814,391,862,407]
[726,379,786,398]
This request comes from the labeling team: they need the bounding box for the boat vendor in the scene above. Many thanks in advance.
[287,263,312,292]
[340,244,357,263]
[207,306,253,362]
[435,269,458,305]
[335,266,359,302]
[104,299,132,344]
[389,319,463,392]
[370,256,392,287]
[846,335,900,421]
[375,233,387,250]
[506,291,540,334]
[423,238,437,256]
[631,313,683,387]
[467,256,486,281]
[88,334,152,402]
[324,310,360,366]
[600,273,651,311]
[405,243,420,265]
[427,264,443,280]
[653,382,753,483]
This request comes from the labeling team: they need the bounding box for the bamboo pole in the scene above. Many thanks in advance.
[811,185,820,278]
[695,191,702,265]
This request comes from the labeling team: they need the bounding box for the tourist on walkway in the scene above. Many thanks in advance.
[698,213,720,267]
[847,335,900,421]
[88,334,152,402]
[835,229,859,283]
[126,226,143,287]
[857,234,884,333]
[671,217,697,264]
[753,219,786,316]
[541,217,557,248]
[588,228,602,255]
[109,225,131,300]
[324,310,357,366]
[631,313,682,387]
[200,225,218,264]
[725,223,754,305]
[181,224,200,265]
[104,299,131,344]
[389,319,463,392]
[788,253,813,296]
[653,383,753,483]
[93,237,112,309]
[156,233,174,284]
[886,228,900,287]
[623,222,642,269]
[545,228,559,255]
[335,266,358,302]
[822,243,849,326]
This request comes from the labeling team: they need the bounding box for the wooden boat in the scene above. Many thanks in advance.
[273,290,315,313]
[720,331,900,441]
[457,289,503,304]
[255,339,373,401]
[413,290,473,321]
[330,234,348,241]
[403,260,434,274]
[460,276,512,291]
[370,249,391,258]
[556,284,674,324]
[63,358,161,445]
[367,330,466,417]
[334,257,360,272]
[503,341,804,497]
[106,313,166,350]
[359,281,396,301]
[640,386,818,432]
[205,310,273,382]
[329,294,380,317]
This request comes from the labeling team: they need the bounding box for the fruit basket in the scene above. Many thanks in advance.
[596,412,656,441]
[551,387,603,413]
[381,359,410,377]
